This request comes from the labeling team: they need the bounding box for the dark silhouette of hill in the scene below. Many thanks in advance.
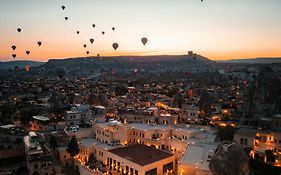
[0,60,45,70]
[42,54,211,71]
[219,57,281,64]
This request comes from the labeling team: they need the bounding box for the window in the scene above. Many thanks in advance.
[126,166,129,175]
[117,162,120,172]
[262,136,266,142]
[135,170,138,175]
[107,158,110,165]
[207,154,212,162]
[145,168,157,175]
[240,138,244,145]
[113,160,116,170]
[163,162,173,173]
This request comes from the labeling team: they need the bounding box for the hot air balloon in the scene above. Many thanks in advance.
[12,54,16,58]
[25,65,30,72]
[141,37,148,45]
[112,43,119,50]
[102,31,105,35]
[90,38,94,44]
[61,6,65,10]
[37,42,42,46]
[112,27,115,31]
[26,51,30,55]
[83,44,87,48]
[65,17,68,21]
[12,45,16,50]
[76,31,80,34]
[17,28,21,33]
[92,24,96,28]
[86,51,89,55]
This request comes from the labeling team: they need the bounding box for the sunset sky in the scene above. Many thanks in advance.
[0,0,281,61]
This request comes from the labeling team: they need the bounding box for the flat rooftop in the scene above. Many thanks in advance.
[33,115,50,122]
[181,144,216,171]
[80,138,100,148]
[109,144,173,166]
[93,105,106,110]
[0,124,15,129]
[129,123,170,131]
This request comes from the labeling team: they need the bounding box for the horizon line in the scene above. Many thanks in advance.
[1,55,281,63]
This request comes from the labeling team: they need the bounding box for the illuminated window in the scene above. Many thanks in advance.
[163,162,173,173]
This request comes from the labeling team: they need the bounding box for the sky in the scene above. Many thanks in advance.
[0,0,281,61]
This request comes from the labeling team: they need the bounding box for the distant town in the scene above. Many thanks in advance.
[0,54,281,175]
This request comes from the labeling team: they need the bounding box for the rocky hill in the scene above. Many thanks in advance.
[41,54,211,71]
[219,58,281,64]
[0,60,44,70]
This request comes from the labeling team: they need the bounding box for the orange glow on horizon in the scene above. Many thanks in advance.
[2,47,281,62]
[1,1,281,62]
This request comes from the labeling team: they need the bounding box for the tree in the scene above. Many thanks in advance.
[265,150,276,163]
[19,106,40,125]
[115,85,128,96]
[49,135,57,153]
[66,135,79,167]
[217,126,235,142]
[0,104,16,124]
[167,87,179,98]
[198,91,216,117]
